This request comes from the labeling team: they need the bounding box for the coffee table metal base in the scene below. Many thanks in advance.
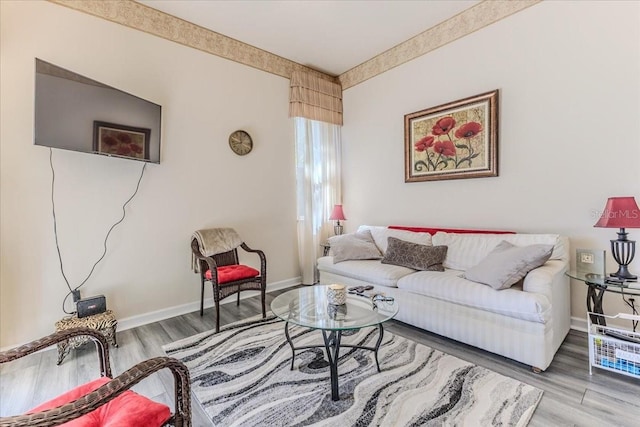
[284,321,384,401]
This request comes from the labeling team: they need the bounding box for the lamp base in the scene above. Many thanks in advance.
[610,269,637,281]
[610,234,637,281]
[334,224,343,235]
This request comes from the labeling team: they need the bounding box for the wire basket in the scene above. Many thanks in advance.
[588,312,640,379]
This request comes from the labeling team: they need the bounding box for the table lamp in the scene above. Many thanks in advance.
[594,196,640,280]
[329,204,346,235]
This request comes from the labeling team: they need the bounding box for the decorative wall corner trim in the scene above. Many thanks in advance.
[48,1,540,91]
[338,0,542,90]
[48,0,337,83]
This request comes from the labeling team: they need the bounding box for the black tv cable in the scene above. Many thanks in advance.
[49,148,146,314]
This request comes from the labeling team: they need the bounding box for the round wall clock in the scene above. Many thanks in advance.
[228,130,253,156]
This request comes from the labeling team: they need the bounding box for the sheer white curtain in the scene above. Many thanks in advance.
[295,117,342,284]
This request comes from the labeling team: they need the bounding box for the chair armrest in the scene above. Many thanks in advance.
[523,260,568,300]
[240,243,267,276]
[0,327,111,378]
[0,357,191,427]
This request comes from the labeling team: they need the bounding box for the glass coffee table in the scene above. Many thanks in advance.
[271,285,398,401]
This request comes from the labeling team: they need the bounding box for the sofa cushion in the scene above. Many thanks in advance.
[432,232,565,271]
[328,230,382,263]
[382,237,448,271]
[465,241,554,290]
[357,225,432,254]
[317,256,414,288]
[396,270,551,323]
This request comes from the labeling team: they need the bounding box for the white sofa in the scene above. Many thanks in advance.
[317,225,571,371]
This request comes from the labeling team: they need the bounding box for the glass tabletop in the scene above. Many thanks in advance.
[271,286,398,331]
[566,271,640,296]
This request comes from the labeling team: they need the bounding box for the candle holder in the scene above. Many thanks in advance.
[326,284,346,305]
[327,303,348,320]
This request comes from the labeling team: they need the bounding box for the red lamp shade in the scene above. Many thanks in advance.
[329,205,347,221]
[594,197,640,228]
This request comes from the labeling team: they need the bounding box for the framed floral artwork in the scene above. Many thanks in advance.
[404,90,499,182]
[93,121,150,161]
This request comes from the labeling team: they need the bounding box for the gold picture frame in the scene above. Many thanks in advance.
[404,90,499,182]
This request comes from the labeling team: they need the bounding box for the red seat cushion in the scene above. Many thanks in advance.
[28,377,171,427]
[205,264,260,283]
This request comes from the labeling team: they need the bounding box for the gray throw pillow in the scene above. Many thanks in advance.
[381,237,447,271]
[329,230,383,263]
[464,240,554,290]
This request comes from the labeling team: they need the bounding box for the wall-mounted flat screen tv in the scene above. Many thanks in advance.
[34,58,162,163]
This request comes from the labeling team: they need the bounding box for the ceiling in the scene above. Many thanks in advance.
[137,0,479,76]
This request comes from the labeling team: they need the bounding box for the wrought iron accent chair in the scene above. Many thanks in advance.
[191,228,267,333]
[0,327,191,427]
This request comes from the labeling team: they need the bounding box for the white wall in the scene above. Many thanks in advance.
[0,1,299,347]
[342,1,640,324]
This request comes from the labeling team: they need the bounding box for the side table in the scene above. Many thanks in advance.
[566,271,639,331]
[54,309,118,365]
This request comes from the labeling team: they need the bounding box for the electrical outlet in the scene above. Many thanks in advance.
[576,249,605,276]
[72,290,81,302]
[580,253,594,264]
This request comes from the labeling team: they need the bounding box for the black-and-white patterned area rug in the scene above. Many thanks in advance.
[163,316,542,427]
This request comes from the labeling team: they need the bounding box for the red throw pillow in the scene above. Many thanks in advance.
[205,264,260,283]
[28,377,171,427]
[389,225,514,235]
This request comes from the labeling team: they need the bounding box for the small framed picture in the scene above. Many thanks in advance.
[576,249,606,277]
[93,121,150,160]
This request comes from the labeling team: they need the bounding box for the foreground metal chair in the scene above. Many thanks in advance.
[0,327,191,427]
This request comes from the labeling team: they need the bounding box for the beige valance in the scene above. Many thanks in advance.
[289,71,343,126]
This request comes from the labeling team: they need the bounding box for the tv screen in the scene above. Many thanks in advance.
[34,58,162,163]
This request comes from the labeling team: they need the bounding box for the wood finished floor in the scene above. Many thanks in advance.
[2,287,639,426]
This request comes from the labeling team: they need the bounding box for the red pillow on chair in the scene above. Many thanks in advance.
[205,265,260,283]
[28,377,171,427]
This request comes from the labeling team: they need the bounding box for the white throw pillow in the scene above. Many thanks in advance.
[464,241,554,290]
[328,230,383,263]
[357,225,432,254]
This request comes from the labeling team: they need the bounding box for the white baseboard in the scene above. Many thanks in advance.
[116,277,300,332]
[570,316,588,332]
[0,278,300,353]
